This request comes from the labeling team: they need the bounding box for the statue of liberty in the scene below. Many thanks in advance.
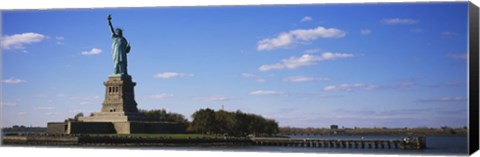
[108,14,131,75]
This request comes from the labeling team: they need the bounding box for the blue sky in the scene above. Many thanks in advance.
[1,2,470,128]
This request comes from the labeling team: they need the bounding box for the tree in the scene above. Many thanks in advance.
[74,112,84,120]
[65,112,84,122]
[191,108,216,134]
[190,108,279,136]
[264,119,279,135]
[139,109,188,124]
[214,110,232,134]
[231,110,249,136]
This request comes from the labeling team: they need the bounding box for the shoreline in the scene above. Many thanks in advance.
[2,134,427,150]
[280,134,468,137]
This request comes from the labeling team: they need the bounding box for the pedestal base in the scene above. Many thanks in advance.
[46,73,187,135]
[47,121,186,134]
[78,112,146,122]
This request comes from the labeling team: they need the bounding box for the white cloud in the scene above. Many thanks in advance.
[249,90,286,96]
[257,33,293,51]
[1,102,17,107]
[241,73,256,78]
[419,96,466,103]
[283,76,330,82]
[324,83,378,92]
[304,48,320,54]
[301,16,313,22]
[195,96,232,101]
[448,53,467,60]
[145,93,174,100]
[1,32,47,50]
[154,72,194,79]
[55,36,65,45]
[81,48,102,55]
[382,18,417,25]
[2,78,27,84]
[360,29,372,35]
[257,26,346,51]
[439,97,466,102]
[258,64,284,72]
[295,93,341,98]
[258,52,353,71]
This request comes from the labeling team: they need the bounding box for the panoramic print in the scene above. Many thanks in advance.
[1,2,470,155]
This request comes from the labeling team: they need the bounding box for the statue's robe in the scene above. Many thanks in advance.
[112,34,130,75]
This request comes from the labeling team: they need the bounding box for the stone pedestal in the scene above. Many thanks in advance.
[79,74,146,123]
[102,75,138,113]
[48,121,187,134]
[79,75,145,122]
[49,74,186,134]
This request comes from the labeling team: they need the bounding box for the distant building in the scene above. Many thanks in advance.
[330,125,339,130]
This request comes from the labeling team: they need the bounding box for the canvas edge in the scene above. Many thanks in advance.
[469,1,480,155]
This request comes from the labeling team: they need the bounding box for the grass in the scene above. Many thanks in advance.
[84,133,220,139]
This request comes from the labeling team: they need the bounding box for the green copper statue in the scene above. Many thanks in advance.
[108,14,131,75]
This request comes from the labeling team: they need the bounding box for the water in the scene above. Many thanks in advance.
[2,134,468,155]
[144,135,468,155]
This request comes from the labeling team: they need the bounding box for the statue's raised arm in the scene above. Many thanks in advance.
[108,14,116,36]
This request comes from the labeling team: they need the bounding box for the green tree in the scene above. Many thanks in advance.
[214,110,232,135]
[191,108,216,134]
[74,112,84,121]
[139,109,188,124]
[65,112,84,122]
[232,110,250,136]
[264,119,279,135]
[190,108,279,137]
